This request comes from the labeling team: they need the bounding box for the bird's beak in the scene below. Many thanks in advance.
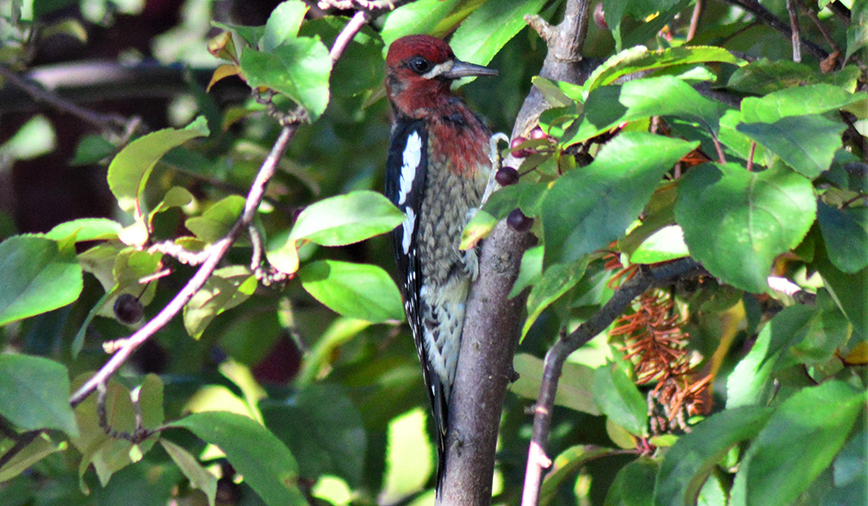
[442,59,498,79]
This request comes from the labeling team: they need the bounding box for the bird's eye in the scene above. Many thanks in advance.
[409,57,431,74]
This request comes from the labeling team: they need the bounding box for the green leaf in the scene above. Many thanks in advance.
[185,195,246,244]
[290,191,403,246]
[726,304,812,408]
[540,445,616,506]
[448,0,546,68]
[70,134,116,166]
[737,115,845,178]
[0,433,62,482]
[675,163,816,293]
[380,0,461,47]
[522,258,588,339]
[261,0,308,52]
[149,186,194,226]
[380,407,433,502]
[605,457,658,506]
[212,21,264,48]
[160,439,217,506]
[298,260,403,323]
[240,37,331,121]
[511,353,600,415]
[509,245,544,298]
[741,84,867,123]
[107,117,209,219]
[542,132,696,266]
[830,430,868,504]
[0,355,77,436]
[629,224,689,264]
[592,361,647,437]
[184,265,257,339]
[731,381,863,506]
[261,384,366,486]
[846,2,868,60]
[0,235,83,326]
[70,377,157,489]
[168,411,305,505]
[585,45,744,93]
[726,59,861,95]
[815,242,868,336]
[45,218,122,243]
[817,202,868,274]
[572,77,726,144]
[654,406,772,506]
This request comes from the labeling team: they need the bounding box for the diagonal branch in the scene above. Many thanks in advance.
[521,259,705,506]
[719,0,828,60]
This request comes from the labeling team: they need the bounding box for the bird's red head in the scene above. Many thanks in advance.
[385,35,497,117]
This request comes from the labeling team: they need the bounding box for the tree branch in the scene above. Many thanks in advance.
[719,0,827,60]
[521,259,705,506]
[439,1,594,503]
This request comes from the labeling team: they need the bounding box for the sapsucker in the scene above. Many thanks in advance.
[384,34,497,490]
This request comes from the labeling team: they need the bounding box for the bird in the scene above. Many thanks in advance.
[383,34,497,492]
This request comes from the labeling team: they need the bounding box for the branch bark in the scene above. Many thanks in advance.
[521,259,706,506]
[439,1,594,503]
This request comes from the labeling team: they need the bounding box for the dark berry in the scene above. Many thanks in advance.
[507,208,533,233]
[495,166,519,186]
[510,136,533,158]
[594,3,608,30]
[114,293,144,324]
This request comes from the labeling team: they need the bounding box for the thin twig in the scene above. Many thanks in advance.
[521,259,705,506]
[0,431,42,471]
[712,136,727,164]
[786,0,802,62]
[799,0,840,54]
[0,64,130,135]
[720,0,827,60]
[687,0,704,41]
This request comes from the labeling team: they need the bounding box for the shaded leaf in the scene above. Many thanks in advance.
[817,202,868,273]
[160,440,217,506]
[168,411,305,505]
[0,355,77,436]
[185,195,245,244]
[522,259,587,339]
[676,163,816,293]
[511,353,600,415]
[654,406,772,506]
[605,457,658,506]
[261,384,366,485]
[732,381,863,506]
[540,445,615,506]
[542,132,696,266]
[0,433,62,482]
[593,361,647,437]
[741,84,867,123]
[107,117,208,218]
[0,235,83,326]
[737,115,845,178]
[184,265,257,339]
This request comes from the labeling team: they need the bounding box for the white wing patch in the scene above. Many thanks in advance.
[398,132,422,205]
[401,207,416,254]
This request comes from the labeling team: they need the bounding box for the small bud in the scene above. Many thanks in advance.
[594,3,608,30]
[114,294,144,324]
[507,208,533,233]
[495,166,520,186]
[510,136,533,158]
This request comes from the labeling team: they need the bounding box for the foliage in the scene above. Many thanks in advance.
[0,0,866,505]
